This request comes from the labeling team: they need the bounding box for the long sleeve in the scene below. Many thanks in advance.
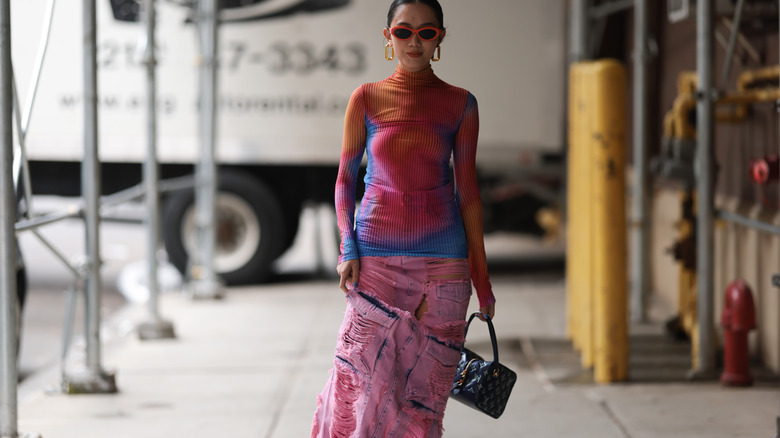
[339,67,493,307]
[453,93,495,308]
[335,86,367,263]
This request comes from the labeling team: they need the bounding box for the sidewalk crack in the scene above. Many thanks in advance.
[597,399,632,438]
[520,337,556,393]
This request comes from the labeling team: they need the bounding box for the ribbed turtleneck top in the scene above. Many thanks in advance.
[335,65,495,308]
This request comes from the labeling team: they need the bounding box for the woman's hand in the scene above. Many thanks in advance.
[337,259,360,293]
[478,303,495,321]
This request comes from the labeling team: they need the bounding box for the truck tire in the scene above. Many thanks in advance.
[162,170,286,285]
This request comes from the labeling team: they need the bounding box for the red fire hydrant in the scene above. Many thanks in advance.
[720,279,757,387]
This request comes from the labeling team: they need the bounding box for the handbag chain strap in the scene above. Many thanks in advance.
[456,358,479,388]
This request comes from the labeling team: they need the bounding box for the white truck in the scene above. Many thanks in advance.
[12,0,566,284]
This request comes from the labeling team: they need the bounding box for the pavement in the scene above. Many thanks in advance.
[14,271,780,438]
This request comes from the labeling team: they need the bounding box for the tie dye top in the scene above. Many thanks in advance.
[335,65,495,308]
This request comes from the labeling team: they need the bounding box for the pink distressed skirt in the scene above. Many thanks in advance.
[311,256,472,438]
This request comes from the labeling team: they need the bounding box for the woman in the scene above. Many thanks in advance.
[312,0,495,436]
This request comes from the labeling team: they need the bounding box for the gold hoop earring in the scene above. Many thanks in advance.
[431,46,441,62]
[385,43,395,61]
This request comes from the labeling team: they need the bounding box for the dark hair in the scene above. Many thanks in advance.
[387,0,444,29]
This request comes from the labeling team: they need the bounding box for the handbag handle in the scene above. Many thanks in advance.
[463,312,500,364]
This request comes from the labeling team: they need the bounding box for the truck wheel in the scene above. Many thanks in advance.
[162,171,285,285]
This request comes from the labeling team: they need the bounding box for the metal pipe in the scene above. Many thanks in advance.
[720,17,760,64]
[694,0,716,376]
[717,209,780,236]
[22,0,56,136]
[14,205,82,232]
[630,0,650,323]
[715,31,742,74]
[721,0,745,87]
[188,0,222,298]
[99,175,196,208]
[100,217,144,225]
[719,89,780,105]
[145,0,160,316]
[11,72,32,215]
[100,184,146,208]
[31,230,84,280]
[60,284,78,378]
[83,0,103,374]
[12,0,55,219]
[0,0,17,434]
[159,175,195,193]
[17,115,32,218]
[565,0,590,225]
[570,0,589,63]
[138,0,174,340]
[59,0,116,394]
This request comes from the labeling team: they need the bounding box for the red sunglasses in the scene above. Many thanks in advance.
[390,26,441,41]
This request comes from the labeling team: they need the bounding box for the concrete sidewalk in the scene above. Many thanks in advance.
[16,274,780,438]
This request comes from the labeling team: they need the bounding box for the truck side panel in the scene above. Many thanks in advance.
[12,1,565,168]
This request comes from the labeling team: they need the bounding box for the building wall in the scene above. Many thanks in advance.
[712,197,780,370]
[644,5,780,371]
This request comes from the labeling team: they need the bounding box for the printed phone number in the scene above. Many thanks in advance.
[98,39,368,75]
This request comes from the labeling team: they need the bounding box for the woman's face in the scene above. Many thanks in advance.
[383,3,445,73]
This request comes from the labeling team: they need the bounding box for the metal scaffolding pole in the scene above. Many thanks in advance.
[570,0,590,63]
[630,0,650,323]
[720,0,745,87]
[693,0,717,378]
[187,0,223,299]
[0,0,18,435]
[63,0,117,393]
[138,0,175,339]
[82,0,102,379]
[565,0,590,225]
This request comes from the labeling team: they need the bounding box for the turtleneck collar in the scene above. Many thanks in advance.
[390,64,438,86]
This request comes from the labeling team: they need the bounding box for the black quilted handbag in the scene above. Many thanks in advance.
[450,312,517,419]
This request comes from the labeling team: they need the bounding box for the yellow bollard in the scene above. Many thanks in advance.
[566,63,595,368]
[567,60,628,382]
[566,64,580,345]
[589,60,628,383]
